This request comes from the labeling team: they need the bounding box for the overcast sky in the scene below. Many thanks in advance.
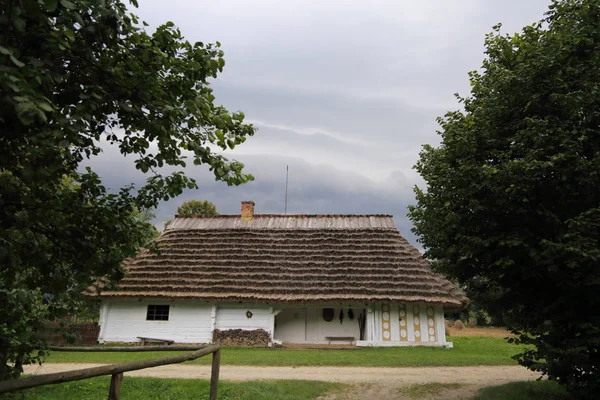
[89,0,552,246]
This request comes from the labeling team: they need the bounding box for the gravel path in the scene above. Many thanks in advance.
[23,363,539,385]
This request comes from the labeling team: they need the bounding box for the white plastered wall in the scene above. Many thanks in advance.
[215,303,274,338]
[274,306,363,343]
[305,307,361,342]
[274,308,306,342]
[99,300,212,343]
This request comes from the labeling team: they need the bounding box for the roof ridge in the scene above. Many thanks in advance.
[174,214,394,218]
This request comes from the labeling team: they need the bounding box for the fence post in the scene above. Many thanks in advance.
[108,373,123,400]
[209,349,220,400]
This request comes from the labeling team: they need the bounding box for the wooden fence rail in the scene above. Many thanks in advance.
[48,345,205,352]
[0,345,221,400]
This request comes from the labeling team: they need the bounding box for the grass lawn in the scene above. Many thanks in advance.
[472,381,569,400]
[398,383,465,398]
[473,381,570,400]
[13,376,344,400]
[45,337,522,367]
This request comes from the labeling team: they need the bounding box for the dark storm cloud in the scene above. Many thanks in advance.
[86,143,418,239]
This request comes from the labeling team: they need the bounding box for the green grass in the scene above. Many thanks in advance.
[472,381,569,400]
[12,376,344,400]
[399,383,465,398]
[45,337,522,367]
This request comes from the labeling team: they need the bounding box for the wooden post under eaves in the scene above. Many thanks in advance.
[211,304,217,337]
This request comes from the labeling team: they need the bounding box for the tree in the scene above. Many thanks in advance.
[164,199,219,229]
[177,200,219,217]
[408,1,599,397]
[132,208,160,244]
[0,0,254,380]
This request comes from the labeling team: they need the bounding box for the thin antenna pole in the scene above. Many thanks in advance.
[284,165,289,215]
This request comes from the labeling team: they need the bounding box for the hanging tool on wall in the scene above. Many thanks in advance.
[358,310,366,340]
[339,309,344,324]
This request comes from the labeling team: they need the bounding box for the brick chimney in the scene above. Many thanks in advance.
[241,201,255,221]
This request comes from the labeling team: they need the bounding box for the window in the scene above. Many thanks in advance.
[146,305,170,321]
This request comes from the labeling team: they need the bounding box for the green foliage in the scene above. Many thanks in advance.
[74,300,101,323]
[163,199,219,229]
[12,376,343,400]
[131,208,159,245]
[446,303,497,327]
[0,0,253,380]
[408,1,600,397]
[45,337,523,366]
[176,199,219,217]
[472,381,569,400]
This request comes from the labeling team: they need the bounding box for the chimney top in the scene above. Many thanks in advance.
[241,201,255,221]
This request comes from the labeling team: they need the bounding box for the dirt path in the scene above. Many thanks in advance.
[24,363,539,385]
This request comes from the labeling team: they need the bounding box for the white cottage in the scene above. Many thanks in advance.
[86,201,468,347]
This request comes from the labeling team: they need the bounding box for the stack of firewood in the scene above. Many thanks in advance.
[212,329,270,347]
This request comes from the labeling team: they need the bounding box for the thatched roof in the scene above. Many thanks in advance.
[85,215,468,308]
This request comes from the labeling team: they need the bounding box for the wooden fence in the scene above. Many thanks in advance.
[0,345,221,400]
[39,322,100,346]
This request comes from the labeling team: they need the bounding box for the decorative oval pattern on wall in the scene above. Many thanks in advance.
[427,306,437,343]
[413,304,422,342]
[398,304,408,342]
[381,303,391,341]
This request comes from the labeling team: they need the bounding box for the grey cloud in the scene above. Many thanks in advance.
[213,81,445,148]
[86,145,419,242]
[97,0,555,249]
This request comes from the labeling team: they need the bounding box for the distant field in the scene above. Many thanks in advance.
[44,336,522,367]
[446,326,513,338]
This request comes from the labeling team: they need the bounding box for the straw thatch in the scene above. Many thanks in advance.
[85,215,468,308]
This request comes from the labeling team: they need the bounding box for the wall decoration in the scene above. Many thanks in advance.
[323,308,334,322]
[398,304,408,342]
[339,309,344,324]
[246,310,253,319]
[381,303,391,341]
[413,305,422,342]
[426,306,437,342]
[348,309,354,320]
[358,311,366,340]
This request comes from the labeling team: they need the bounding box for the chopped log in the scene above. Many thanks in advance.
[0,345,220,394]
[108,373,123,400]
[212,329,270,347]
